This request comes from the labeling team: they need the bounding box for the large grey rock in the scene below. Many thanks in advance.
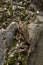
[0,22,18,65]
[28,16,43,65]
[27,22,43,55]
[4,22,18,48]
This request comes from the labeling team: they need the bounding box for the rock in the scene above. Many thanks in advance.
[28,23,43,43]
[29,4,37,12]
[4,22,19,48]
[2,22,6,29]
[32,0,43,11]
[27,22,43,54]
[37,15,43,23]
[12,5,17,10]
[28,15,43,64]
[27,17,43,65]
[0,28,6,65]
[0,22,18,65]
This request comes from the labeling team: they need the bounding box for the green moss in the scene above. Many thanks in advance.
[18,57,27,65]
[4,52,27,65]
[20,8,28,20]
[4,39,29,65]
[4,51,19,65]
